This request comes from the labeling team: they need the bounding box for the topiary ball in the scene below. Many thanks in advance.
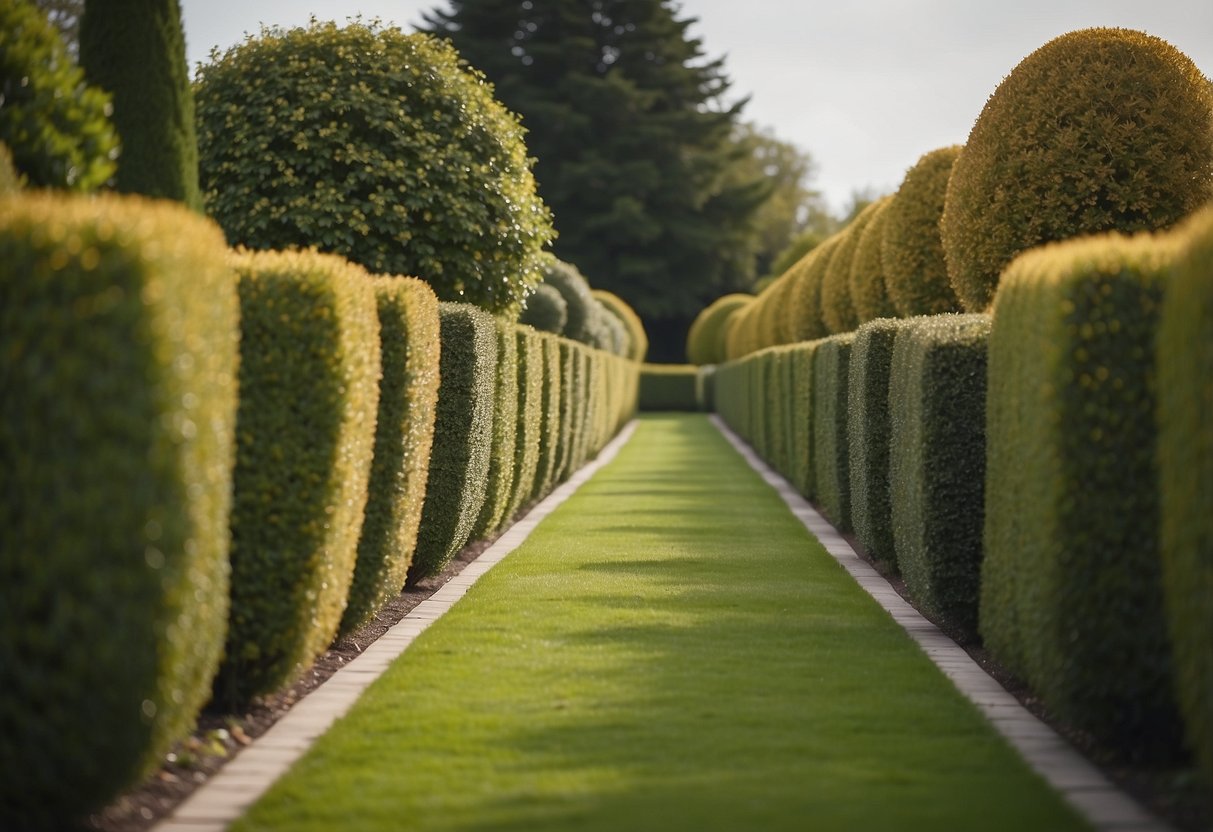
[823,202,885,334]
[849,195,899,324]
[519,282,568,335]
[195,19,554,316]
[687,293,752,365]
[941,28,1213,312]
[538,255,596,343]
[0,0,118,191]
[882,146,964,316]
[592,288,648,362]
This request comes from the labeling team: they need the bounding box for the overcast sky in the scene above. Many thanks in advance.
[179,0,1213,215]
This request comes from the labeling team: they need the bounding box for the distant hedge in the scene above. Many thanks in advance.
[812,334,854,531]
[215,249,380,707]
[0,194,237,827]
[531,334,565,501]
[687,293,752,365]
[519,283,568,335]
[847,319,902,567]
[1158,205,1213,778]
[593,288,648,362]
[340,277,441,635]
[849,196,898,324]
[471,321,519,540]
[640,363,701,411]
[789,237,838,345]
[504,329,544,523]
[889,315,989,639]
[981,231,1181,754]
[410,303,497,581]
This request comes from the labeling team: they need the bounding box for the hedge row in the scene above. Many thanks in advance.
[713,202,1213,771]
[639,363,704,411]
[0,193,641,829]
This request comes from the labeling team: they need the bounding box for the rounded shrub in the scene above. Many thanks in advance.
[882,146,964,316]
[538,255,596,343]
[788,235,839,343]
[592,288,648,362]
[941,28,1213,312]
[215,249,381,707]
[687,293,751,365]
[519,283,568,335]
[591,299,629,356]
[195,19,554,315]
[339,276,440,635]
[824,202,885,334]
[849,195,898,324]
[1,193,237,826]
[0,0,118,191]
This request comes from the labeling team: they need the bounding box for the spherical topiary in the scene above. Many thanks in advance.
[0,0,118,191]
[775,254,814,344]
[723,295,757,361]
[591,299,629,355]
[787,235,840,343]
[823,202,885,334]
[195,19,554,316]
[520,283,568,335]
[941,28,1213,312]
[538,255,595,342]
[883,146,965,316]
[592,288,648,361]
[687,293,751,365]
[849,195,899,324]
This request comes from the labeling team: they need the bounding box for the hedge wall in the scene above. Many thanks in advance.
[409,303,497,582]
[216,249,380,707]
[980,232,1181,754]
[530,334,565,501]
[0,194,237,826]
[812,334,855,531]
[471,321,520,540]
[505,328,544,523]
[340,276,440,635]
[639,363,701,411]
[888,315,990,639]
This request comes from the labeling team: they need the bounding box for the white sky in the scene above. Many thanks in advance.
[180,0,1213,215]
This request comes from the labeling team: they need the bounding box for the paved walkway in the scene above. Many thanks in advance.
[157,414,1169,832]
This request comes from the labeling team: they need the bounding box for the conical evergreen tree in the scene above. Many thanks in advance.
[79,0,200,209]
[424,0,768,360]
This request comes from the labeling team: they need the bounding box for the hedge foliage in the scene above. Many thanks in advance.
[519,283,568,335]
[339,277,440,635]
[593,288,648,362]
[410,303,497,581]
[882,146,964,316]
[847,319,902,567]
[639,363,702,411]
[539,255,595,342]
[215,249,380,707]
[471,321,519,540]
[789,236,838,344]
[941,28,1213,312]
[531,334,565,501]
[822,207,879,334]
[980,231,1181,753]
[888,315,990,639]
[0,0,118,191]
[504,328,544,523]
[1157,205,1213,776]
[0,194,237,827]
[849,196,898,324]
[687,293,751,365]
[812,334,854,531]
[195,19,553,315]
[0,142,21,194]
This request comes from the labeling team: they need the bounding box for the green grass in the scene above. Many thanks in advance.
[234,414,1087,832]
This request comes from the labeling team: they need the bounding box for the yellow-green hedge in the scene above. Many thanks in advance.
[471,320,520,540]
[812,334,855,530]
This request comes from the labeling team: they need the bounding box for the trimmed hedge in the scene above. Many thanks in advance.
[0,194,237,826]
[340,277,440,635]
[882,146,964,316]
[519,283,567,335]
[941,28,1213,312]
[639,363,701,411]
[823,205,882,334]
[593,288,648,362]
[215,249,381,707]
[791,343,818,499]
[541,256,596,343]
[553,340,578,481]
[530,333,565,501]
[812,334,855,530]
[687,293,752,365]
[471,321,520,540]
[409,303,497,581]
[849,196,898,324]
[1158,205,1213,778]
[888,315,990,639]
[980,232,1181,754]
[789,236,838,344]
[504,328,544,523]
[847,318,903,567]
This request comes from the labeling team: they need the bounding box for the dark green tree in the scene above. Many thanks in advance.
[79,0,200,208]
[423,0,770,360]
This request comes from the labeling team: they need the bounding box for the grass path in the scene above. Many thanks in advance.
[233,414,1087,831]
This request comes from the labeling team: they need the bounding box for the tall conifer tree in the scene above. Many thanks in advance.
[424,0,768,359]
[79,0,200,209]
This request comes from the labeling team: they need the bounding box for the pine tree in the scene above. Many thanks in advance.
[424,0,769,360]
[79,0,200,209]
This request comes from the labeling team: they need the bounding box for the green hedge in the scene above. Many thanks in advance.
[0,194,237,826]
[340,277,440,634]
[789,237,838,344]
[215,249,380,707]
[593,288,648,362]
[687,293,751,365]
[504,328,544,523]
[791,343,818,499]
[471,321,520,540]
[519,283,567,335]
[812,334,854,530]
[639,363,701,411]
[980,233,1181,753]
[847,319,903,567]
[409,303,497,581]
[888,315,989,639]
[849,196,898,325]
[531,333,566,500]
[1158,205,1213,776]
